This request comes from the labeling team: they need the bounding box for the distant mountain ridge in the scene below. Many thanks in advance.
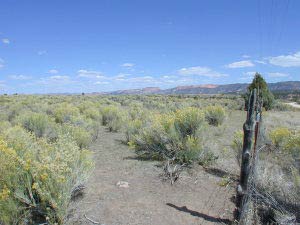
[101,81,300,95]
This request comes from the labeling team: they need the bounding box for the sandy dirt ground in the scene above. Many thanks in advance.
[285,102,300,109]
[67,126,236,225]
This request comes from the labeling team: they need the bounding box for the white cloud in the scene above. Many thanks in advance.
[9,75,32,80]
[238,71,257,82]
[131,76,153,81]
[255,60,267,65]
[244,71,256,77]
[77,69,105,78]
[242,55,250,58]
[125,76,157,83]
[49,75,70,80]
[178,66,227,77]
[37,50,47,55]
[114,73,130,81]
[269,52,300,67]
[48,69,58,74]
[267,72,289,78]
[0,81,8,91]
[0,58,4,69]
[2,39,10,44]
[161,76,176,83]
[116,73,129,78]
[121,63,135,67]
[95,81,110,85]
[226,60,255,68]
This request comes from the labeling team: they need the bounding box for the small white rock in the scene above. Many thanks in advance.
[116,181,129,188]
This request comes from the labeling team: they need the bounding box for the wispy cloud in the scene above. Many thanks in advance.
[49,75,70,80]
[114,73,130,81]
[116,73,129,78]
[9,75,32,80]
[226,60,255,68]
[244,71,256,77]
[95,81,110,85]
[121,63,135,68]
[255,60,267,65]
[127,76,155,83]
[178,66,227,77]
[269,52,300,67]
[238,71,257,82]
[48,69,58,74]
[242,55,250,58]
[77,69,105,78]
[0,80,8,91]
[37,50,47,55]
[267,72,289,78]
[20,75,79,93]
[2,38,10,44]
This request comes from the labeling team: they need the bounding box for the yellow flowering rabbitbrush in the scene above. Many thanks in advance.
[0,126,93,225]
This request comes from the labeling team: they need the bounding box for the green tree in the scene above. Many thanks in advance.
[244,73,275,110]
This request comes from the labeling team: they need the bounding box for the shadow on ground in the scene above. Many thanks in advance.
[204,167,238,181]
[166,203,231,224]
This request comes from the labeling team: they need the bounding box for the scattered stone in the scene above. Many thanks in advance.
[116,181,129,188]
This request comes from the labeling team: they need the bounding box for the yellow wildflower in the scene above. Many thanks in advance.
[40,173,48,181]
[0,186,11,200]
[32,182,39,190]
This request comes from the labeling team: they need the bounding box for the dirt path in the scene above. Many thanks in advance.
[286,102,300,109]
[67,127,235,225]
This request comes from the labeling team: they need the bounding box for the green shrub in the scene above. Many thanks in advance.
[179,135,207,164]
[124,119,144,143]
[269,127,292,148]
[129,108,215,164]
[204,105,226,126]
[53,104,80,124]
[18,112,53,138]
[78,101,101,121]
[60,124,92,149]
[127,104,145,120]
[83,107,101,121]
[173,107,206,138]
[0,126,93,224]
[0,121,11,134]
[129,119,170,160]
[284,131,300,159]
[101,106,124,132]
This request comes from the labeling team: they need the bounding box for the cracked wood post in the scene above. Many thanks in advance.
[236,89,257,223]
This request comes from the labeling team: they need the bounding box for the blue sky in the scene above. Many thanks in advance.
[0,0,299,93]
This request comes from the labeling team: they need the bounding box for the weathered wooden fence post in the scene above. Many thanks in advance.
[236,89,257,223]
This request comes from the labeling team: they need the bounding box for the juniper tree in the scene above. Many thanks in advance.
[244,73,275,110]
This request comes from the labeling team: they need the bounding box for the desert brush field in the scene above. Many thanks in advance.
[0,94,299,225]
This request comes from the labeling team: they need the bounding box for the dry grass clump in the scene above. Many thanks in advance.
[231,130,243,165]
[254,127,300,223]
